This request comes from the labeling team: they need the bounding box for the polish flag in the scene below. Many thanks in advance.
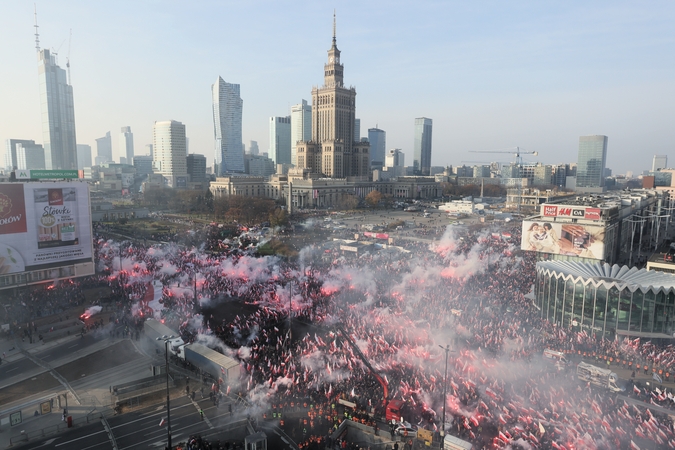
[159,418,166,427]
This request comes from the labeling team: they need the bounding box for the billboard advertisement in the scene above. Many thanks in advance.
[541,205,602,220]
[0,182,93,274]
[521,220,605,260]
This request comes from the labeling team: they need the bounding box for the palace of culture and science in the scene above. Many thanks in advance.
[296,17,370,180]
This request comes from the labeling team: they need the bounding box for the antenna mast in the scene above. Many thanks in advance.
[34,4,40,52]
[66,29,72,84]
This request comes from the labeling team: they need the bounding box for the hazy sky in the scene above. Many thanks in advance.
[1,1,674,175]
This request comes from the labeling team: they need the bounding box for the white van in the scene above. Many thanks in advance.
[543,349,568,370]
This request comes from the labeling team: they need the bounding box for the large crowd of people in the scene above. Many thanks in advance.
[7,218,675,449]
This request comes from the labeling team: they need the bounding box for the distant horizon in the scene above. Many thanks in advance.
[1,1,673,175]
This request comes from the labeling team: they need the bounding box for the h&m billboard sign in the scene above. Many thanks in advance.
[541,205,601,220]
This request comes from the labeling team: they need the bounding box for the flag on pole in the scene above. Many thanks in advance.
[653,372,663,384]
[159,418,166,427]
[538,422,546,435]
[633,384,641,395]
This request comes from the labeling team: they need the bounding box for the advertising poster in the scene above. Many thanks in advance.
[521,220,605,260]
[0,182,93,274]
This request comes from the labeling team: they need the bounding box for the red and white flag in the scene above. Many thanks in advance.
[159,418,166,427]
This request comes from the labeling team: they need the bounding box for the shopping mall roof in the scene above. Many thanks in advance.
[536,260,675,292]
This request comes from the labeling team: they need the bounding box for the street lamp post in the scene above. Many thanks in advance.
[439,344,452,436]
[157,335,174,449]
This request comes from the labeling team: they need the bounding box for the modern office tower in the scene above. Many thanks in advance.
[413,117,433,175]
[16,142,45,169]
[577,135,608,193]
[96,132,113,165]
[133,155,154,176]
[653,155,668,172]
[269,116,291,165]
[245,153,275,177]
[120,126,134,163]
[552,164,569,188]
[385,149,404,168]
[37,48,78,170]
[473,165,491,178]
[186,153,207,183]
[249,140,260,156]
[5,139,36,170]
[367,127,386,168]
[296,15,370,178]
[146,144,153,158]
[290,99,312,166]
[153,120,187,188]
[354,118,361,142]
[212,76,244,175]
[76,144,92,169]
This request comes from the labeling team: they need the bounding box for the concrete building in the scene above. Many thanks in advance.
[269,116,291,165]
[212,76,244,175]
[291,100,311,166]
[186,153,207,183]
[413,118,433,175]
[652,155,668,172]
[133,155,153,177]
[472,165,491,178]
[296,16,370,179]
[96,132,113,165]
[576,135,608,193]
[152,120,187,188]
[119,126,134,164]
[368,127,386,169]
[76,144,92,169]
[5,139,38,171]
[245,154,276,177]
[385,149,404,168]
[37,48,78,170]
[354,118,361,142]
[249,140,260,156]
[16,141,45,170]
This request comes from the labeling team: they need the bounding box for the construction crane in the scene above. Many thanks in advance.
[469,147,538,167]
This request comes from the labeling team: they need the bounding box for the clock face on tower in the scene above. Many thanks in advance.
[329,57,334,63]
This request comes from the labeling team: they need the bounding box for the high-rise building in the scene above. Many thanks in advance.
[354,118,361,142]
[296,15,370,179]
[413,117,433,175]
[385,149,404,168]
[653,155,668,172]
[291,100,311,166]
[269,116,291,165]
[37,48,78,170]
[249,140,260,156]
[245,154,276,177]
[577,135,608,193]
[16,141,45,170]
[186,153,207,183]
[5,139,37,170]
[146,144,153,158]
[367,127,386,168]
[96,132,113,165]
[76,144,92,169]
[212,76,244,175]
[133,155,154,177]
[153,120,187,188]
[120,126,134,164]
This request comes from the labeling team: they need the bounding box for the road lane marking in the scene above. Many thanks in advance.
[68,344,79,349]
[54,429,107,447]
[5,367,19,372]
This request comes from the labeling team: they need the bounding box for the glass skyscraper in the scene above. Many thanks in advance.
[576,135,607,192]
[212,77,244,175]
[413,117,432,176]
[269,116,291,166]
[120,126,134,164]
[367,127,386,168]
[38,49,78,170]
[291,100,311,166]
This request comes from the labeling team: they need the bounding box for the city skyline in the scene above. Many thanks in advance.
[1,2,674,175]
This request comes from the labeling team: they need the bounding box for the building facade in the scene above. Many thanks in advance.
[5,139,38,171]
[368,127,386,169]
[295,18,370,180]
[577,135,608,193]
[535,260,675,338]
[413,117,433,175]
[291,100,312,166]
[133,155,153,177]
[120,126,134,164]
[652,155,668,172]
[76,144,92,169]
[95,132,113,165]
[16,141,45,170]
[269,116,291,165]
[37,49,78,170]
[212,76,244,175]
[153,120,187,188]
[186,153,207,183]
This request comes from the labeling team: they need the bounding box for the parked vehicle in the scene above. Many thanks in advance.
[576,362,624,392]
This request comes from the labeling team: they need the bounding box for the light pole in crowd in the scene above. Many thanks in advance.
[439,344,453,436]
[157,335,174,449]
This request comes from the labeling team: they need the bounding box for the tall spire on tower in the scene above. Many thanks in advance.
[332,10,336,44]
[34,4,40,52]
